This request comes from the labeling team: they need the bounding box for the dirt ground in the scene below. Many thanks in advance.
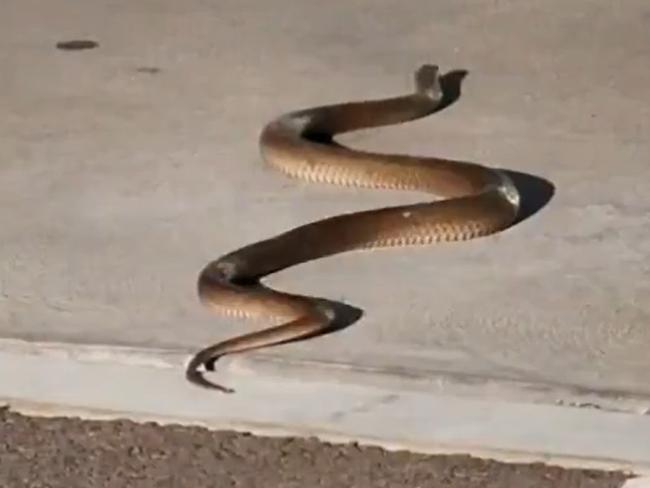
[0,408,632,488]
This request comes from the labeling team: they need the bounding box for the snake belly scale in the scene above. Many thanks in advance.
[186,64,520,392]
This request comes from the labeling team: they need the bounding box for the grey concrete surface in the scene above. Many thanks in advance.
[1,0,650,429]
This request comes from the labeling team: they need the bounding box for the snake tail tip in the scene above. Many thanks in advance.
[186,368,235,393]
[212,383,235,394]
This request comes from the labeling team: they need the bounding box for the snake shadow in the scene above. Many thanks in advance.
[435,69,556,223]
[434,68,469,113]
[285,171,555,343]
[276,68,556,346]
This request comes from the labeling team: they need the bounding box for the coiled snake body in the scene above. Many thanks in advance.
[186,65,520,392]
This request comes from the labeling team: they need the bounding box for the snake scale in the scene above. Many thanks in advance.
[185,64,521,392]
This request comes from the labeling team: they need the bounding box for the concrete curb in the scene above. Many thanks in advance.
[623,478,650,488]
[1,340,649,476]
[3,338,650,414]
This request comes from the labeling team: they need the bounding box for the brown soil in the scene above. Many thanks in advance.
[0,408,631,488]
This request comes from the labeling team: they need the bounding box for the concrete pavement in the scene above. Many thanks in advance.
[1,0,649,470]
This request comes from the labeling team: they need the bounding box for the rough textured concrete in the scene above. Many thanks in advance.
[1,0,650,412]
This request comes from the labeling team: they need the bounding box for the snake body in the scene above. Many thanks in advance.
[186,65,520,391]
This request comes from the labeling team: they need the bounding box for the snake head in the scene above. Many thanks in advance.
[415,64,442,102]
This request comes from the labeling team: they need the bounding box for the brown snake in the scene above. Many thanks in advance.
[185,64,520,392]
